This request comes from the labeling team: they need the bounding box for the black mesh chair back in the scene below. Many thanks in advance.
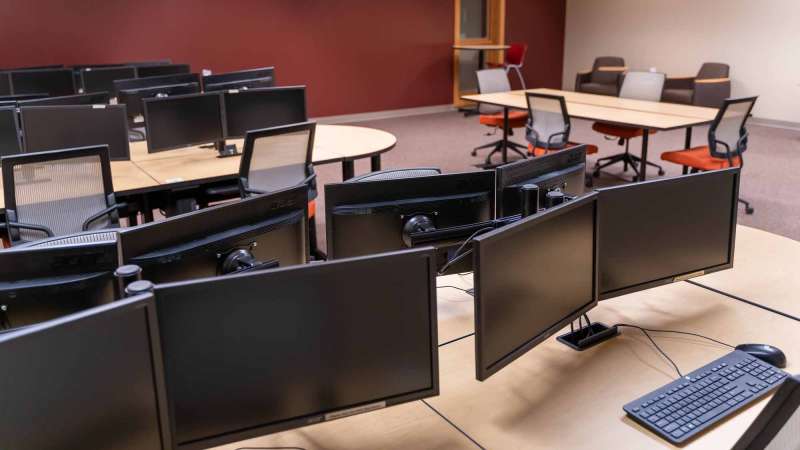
[708,97,757,161]
[1,146,121,244]
[239,121,316,198]
[525,93,571,150]
[346,168,441,183]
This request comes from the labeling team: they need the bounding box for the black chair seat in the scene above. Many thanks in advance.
[579,82,618,96]
[662,88,693,105]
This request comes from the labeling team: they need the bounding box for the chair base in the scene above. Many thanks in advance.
[739,198,755,215]
[593,141,665,182]
[472,139,527,166]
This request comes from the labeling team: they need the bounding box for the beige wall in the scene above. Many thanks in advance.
[563,0,800,123]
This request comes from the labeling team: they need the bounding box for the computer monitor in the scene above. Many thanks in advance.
[0,93,48,102]
[112,72,200,96]
[20,104,131,160]
[0,294,173,449]
[0,72,10,96]
[202,66,275,87]
[596,168,740,300]
[153,246,438,449]
[118,185,309,283]
[203,76,275,93]
[137,63,191,78]
[495,145,587,217]
[472,192,599,381]
[80,65,137,94]
[125,59,173,67]
[223,86,307,138]
[0,231,119,330]
[118,82,201,124]
[733,374,800,450]
[17,91,110,106]
[0,106,21,158]
[143,92,224,153]
[325,170,496,273]
[10,68,76,96]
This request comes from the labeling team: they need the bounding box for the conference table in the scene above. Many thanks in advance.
[0,125,397,219]
[211,224,799,450]
[462,88,719,179]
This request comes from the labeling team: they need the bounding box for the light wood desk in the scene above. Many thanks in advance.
[129,124,397,181]
[0,161,159,210]
[696,225,800,320]
[462,89,716,179]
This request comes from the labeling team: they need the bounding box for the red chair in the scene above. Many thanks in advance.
[488,42,528,89]
[660,96,757,214]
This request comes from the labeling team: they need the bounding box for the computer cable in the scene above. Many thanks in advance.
[616,324,685,378]
[437,226,494,276]
[439,332,475,348]
[437,285,472,294]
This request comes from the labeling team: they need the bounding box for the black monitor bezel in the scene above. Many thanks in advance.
[9,68,76,96]
[154,246,439,450]
[0,105,22,157]
[18,104,131,160]
[136,64,191,79]
[203,76,275,93]
[473,192,599,381]
[595,168,740,300]
[112,73,201,96]
[0,293,174,449]
[223,86,308,139]
[17,92,111,106]
[80,65,138,94]
[142,91,225,153]
[202,66,276,87]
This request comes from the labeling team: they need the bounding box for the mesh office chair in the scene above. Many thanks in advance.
[662,62,731,108]
[346,168,441,182]
[1,146,124,245]
[592,71,666,181]
[575,57,627,96]
[661,97,758,214]
[471,69,528,164]
[238,121,322,257]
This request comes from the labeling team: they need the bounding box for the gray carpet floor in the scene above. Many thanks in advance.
[311,111,800,249]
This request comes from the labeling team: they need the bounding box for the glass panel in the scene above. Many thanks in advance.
[458,51,480,93]
[460,0,487,39]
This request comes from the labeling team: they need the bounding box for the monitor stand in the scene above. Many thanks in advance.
[215,140,239,158]
[557,315,619,351]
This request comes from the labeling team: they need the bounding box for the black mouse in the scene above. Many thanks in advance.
[735,343,787,369]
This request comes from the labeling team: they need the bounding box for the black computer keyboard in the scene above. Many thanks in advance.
[623,350,788,445]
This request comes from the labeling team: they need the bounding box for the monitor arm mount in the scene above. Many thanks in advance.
[218,243,279,275]
[215,139,239,158]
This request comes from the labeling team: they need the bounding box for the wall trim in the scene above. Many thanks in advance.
[751,117,800,132]
[313,104,455,125]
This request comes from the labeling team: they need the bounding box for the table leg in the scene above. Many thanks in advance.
[370,155,381,173]
[127,212,139,227]
[638,129,650,182]
[501,107,510,164]
[342,160,355,180]
[478,50,485,70]
[143,195,154,223]
[685,127,693,149]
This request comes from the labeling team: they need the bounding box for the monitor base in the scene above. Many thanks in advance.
[216,142,239,158]
[557,322,619,351]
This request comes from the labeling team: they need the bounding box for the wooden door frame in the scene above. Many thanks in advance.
[453,0,506,107]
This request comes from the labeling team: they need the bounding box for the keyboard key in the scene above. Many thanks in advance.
[664,423,679,433]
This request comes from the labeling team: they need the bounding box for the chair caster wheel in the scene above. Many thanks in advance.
[593,171,601,178]
[746,207,754,215]
[658,170,665,176]
[471,151,477,157]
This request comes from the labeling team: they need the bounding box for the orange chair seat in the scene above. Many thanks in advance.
[479,111,528,128]
[528,142,598,157]
[661,146,741,171]
[308,200,316,218]
[592,122,657,139]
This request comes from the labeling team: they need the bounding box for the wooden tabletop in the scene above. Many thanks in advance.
[462,91,715,131]
[207,228,800,449]
[521,88,719,121]
[696,225,800,319]
[452,44,510,51]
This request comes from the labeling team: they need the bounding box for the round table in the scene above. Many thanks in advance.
[312,124,397,179]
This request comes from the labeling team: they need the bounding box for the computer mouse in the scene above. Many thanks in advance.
[735,343,787,369]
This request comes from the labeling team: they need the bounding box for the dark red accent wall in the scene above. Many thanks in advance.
[0,0,565,116]
[506,0,567,90]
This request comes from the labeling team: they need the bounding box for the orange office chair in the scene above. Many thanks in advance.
[661,96,757,214]
[592,71,666,181]
[524,92,599,185]
[488,42,528,89]
[471,69,528,165]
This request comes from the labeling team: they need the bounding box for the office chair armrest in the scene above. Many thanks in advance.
[546,131,569,148]
[664,76,695,90]
[6,221,55,238]
[693,78,731,108]
[82,203,128,231]
[575,71,592,90]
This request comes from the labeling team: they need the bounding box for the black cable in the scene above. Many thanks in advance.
[437,248,474,276]
[616,324,684,378]
[439,332,475,347]
[421,399,486,450]
[436,227,495,276]
[437,285,472,294]
[616,323,734,349]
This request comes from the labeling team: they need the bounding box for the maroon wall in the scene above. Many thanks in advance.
[506,0,567,90]
[0,0,565,116]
